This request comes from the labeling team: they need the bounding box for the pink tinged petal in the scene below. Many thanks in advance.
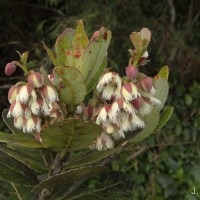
[138,77,153,92]
[5,62,16,76]
[131,97,144,110]
[28,72,43,88]
[17,85,33,104]
[41,85,58,103]
[8,86,18,104]
[125,65,138,80]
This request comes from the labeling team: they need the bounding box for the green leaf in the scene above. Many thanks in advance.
[0,132,43,148]
[157,65,169,79]
[55,28,75,67]
[54,66,86,105]
[130,109,160,143]
[64,146,122,169]
[21,51,29,65]
[130,32,143,51]
[40,66,53,86]
[0,151,38,186]
[154,106,173,133]
[73,20,89,48]
[42,42,58,67]
[2,109,23,134]
[41,119,102,152]
[32,165,105,193]
[86,58,106,93]
[82,28,111,88]
[154,78,169,111]
[0,144,49,173]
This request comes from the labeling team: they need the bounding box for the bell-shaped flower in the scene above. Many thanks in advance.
[137,77,155,95]
[40,85,58,103]
[122,82,140,101]
[95,132,114,151]
[96,105,111,125]
[14,116,24,129]
[7,101,26,118]
[96,72,122,100]
[17,84,33,104]
[8,85,18,104]
[28,72,43,88]
[23,115,41,133]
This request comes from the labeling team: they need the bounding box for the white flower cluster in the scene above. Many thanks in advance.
[7,72,61,133]
[92,72,161,150]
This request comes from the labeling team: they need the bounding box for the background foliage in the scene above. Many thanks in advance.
[0,0,200,199]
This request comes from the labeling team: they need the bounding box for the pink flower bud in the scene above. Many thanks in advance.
[137,77,153,93]
[5,62,16,76]
[8,85,18,104]
[28,72,43,88]
[125,65,138,80]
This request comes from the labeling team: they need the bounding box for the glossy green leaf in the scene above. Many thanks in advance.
[41,119,102,152]
[54,66,86,105]
[32,165,105,193]
[0,151,38,186]
[154,78,169,111]
[55,28,75,67]
[154,106,173,133]
[64,146,122,169]
[42,42,58,67]
[0,145,49,173]
[130,109,160,143]
[82,28,111,88]
[0,132,43,148]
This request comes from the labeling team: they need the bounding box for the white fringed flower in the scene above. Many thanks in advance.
[7,101,26,118]
[40,85,58,103]
[23,116,41,133]
[95,132,114,151]
[17,85,33,104]
[130,112,146,129]
[29,98,50,116]
[14,117,24,129]
[122,82,140,101]
[96,105,111,125]
[112,129,125,140]
[96,72,122,100]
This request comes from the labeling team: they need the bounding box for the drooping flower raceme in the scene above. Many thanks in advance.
[7,71,62,133]
[92,69,161,150]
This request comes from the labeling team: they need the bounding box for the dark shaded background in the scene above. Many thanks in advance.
[0,0,200,199]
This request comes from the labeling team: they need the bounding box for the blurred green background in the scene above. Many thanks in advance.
[0,0,200,199]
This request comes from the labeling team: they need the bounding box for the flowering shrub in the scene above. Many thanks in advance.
[0,21,172,199]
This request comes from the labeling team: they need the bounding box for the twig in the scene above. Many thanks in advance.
[0,85,13,89]
[11,182,24,200]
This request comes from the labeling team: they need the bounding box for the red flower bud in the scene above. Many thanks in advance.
[131,97,144,110]
[125,65,138,80]
[5,62,16,76]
